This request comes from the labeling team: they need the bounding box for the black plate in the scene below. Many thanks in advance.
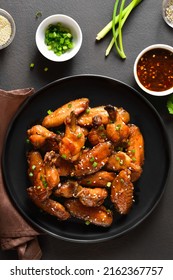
[2,74,171,242]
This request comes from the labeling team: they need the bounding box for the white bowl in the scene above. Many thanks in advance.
[162,0,173,28]
[134,44,173,96]
[35,14,82,62]
[0,9,16,50]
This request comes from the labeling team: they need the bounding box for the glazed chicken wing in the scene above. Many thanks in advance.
[78,170,116,187]
[78,106,110,127]
[105,151,142,182]
[27,151,59,189]
[74,141,113,177]
[64,199,113,227]
[111,169,134,215]
[116,107,130,124]
[27,187,70,220]
[54,180,108,207]
[27,125,61,152]
[76,187,108,207]
[27,151,49,201]
[59,111,86,162]
[27,151,60,204]
[44,150,74,177]
[42,98,89,128]
[104,105,130,146]
[87,116,107,146]
[54,180,79,198]
[44,164,60,188]
[127,124,144,167]
[27,151,68,220]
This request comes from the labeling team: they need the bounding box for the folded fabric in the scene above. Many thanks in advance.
[0,88,42,260]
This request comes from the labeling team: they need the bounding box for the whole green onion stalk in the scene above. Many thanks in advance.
[112,0,126,59]
[96,0,143,58]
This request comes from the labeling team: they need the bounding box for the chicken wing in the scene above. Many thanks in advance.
[44,164,60,188]
[105,151,142,182]
[27,151,49,201]
[111,169,134,215]
[116,107,130,124]
[42,98,89,128]
[54,180,108,207]
[59,111,86,162]
[74,141,113,177]
[27,125,61,151]
[127,124,144,167]
[27,187,70,220]
[78,170,116,187]
[44,150,73,177]
[54,180,79,198]
[76,187,108,207]
[104,105,130,146]
[64,198,113,227]
[27,151,60,201]
[78,106,110,127]
[87,116,107,146]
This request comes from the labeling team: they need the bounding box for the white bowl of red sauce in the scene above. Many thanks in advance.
[134,44,173,96]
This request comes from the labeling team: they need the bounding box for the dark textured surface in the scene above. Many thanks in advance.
[0,0,173,260]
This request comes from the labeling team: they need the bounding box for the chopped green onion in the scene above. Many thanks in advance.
[77,133,82,138]
[87,180,92,185]
[90,156,95,162]
[115,124,121,130]
[85,108,90,114]
[56,130,61,134]
[40,175,48,188]
[47,109,52,115]
[30,63,35,69]
[92,161,98,168]
[85,220,91,225]
[98,125,104,131]
[167,94,173,114]
[35,11,42,19]
[61,154,67,159]
[45,22,74,56]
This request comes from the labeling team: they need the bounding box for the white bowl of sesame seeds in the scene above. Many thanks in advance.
[0,9,16,50]
[162,0,173,28]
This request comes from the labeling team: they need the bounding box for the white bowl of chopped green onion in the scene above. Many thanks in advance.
[35,14,82,62]
[0,9,16,50]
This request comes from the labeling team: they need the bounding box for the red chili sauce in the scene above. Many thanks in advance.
[137,48,173,92]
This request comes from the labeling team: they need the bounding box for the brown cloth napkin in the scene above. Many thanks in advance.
[0,88,42,260]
